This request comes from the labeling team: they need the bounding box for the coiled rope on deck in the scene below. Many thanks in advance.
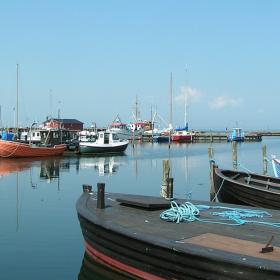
[160,201,280,228]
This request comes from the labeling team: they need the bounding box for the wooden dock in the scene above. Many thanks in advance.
[142,132,262,143]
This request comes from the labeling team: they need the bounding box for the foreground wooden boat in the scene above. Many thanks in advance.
[213,164,280,209]
[77,190,280,279]
[0,140,66,158]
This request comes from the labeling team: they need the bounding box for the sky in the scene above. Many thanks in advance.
[0,0,280,130]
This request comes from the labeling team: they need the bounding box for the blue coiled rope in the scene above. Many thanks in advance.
[160,201,280,228]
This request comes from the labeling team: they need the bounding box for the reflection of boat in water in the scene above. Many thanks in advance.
[78,252,131,280]
[79,156,124,176]
[0,158,34,178]
[40,158,62,182]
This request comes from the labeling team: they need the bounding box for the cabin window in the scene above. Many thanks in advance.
[113,133,119,140]
[37,133,40,137]
[32,132,35,137]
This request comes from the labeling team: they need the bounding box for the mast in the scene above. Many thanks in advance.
[184,66,188,128]
[16,64,19,134]
[169,72,173,129]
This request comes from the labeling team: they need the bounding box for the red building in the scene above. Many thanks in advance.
[43,118,84,131]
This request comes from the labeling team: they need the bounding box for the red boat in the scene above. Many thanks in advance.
[171,130,193,142]
[0,140,66,158]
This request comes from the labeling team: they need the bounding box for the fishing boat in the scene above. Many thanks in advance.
[108,115,131,141]
[212,164,280,209]
[77,189,280,279]
[79,131,129,155]
[0,140,66,158]
[227,128,245,142]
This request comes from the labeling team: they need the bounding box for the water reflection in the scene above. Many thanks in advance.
[0,158,34,178]
[0,155,125,182]
[79,156,123,176]
[78,252,131,280]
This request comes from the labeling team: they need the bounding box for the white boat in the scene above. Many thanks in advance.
[79,131,129,155]
[108,116,131,140]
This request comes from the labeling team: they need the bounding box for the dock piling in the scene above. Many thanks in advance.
[161,160,170,198]
[232,141,238,170]
[83,184,92,193]
[97,183,105,209]
[262,144,268,175]
[166,177,174,199]
[208,147,216,201]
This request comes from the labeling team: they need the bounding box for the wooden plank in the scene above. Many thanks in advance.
[183,233,280,261]
[116,195,172,210]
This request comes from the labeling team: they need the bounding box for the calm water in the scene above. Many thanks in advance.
[1,137,280,279]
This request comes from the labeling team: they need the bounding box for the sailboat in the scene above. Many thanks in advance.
[0,64,66,158]
[171,69,193,143]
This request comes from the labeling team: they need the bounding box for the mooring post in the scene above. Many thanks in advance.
[232,141,238,170]
[97,182,105,209]
[161,160,170,198]
[166,177,174,199]
[208,147,216,200]
[262,144,268,175]
[83,184,92,193]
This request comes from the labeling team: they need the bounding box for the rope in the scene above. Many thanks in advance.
[0,141,21,158]
[160,201,280,228]
[211,178,224,202]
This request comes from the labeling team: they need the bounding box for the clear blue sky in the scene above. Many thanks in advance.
[1,1,280,130]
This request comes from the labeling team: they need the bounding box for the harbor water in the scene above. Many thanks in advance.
[1,137,280,279]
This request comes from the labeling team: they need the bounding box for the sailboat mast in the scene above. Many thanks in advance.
[16,64,19,134]
[169,72,173,128]
[184,66,187,128]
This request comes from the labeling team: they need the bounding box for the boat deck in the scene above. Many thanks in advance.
[77,192,280,276]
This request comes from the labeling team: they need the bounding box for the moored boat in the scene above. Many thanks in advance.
[77,190,280,279]
[0,140,66,158]
[79,131,129,155]
[171,130,193,142]
[212,164,280,209]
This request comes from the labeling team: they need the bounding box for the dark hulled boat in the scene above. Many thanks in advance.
[213,164,280,209]
[76,190,280,279]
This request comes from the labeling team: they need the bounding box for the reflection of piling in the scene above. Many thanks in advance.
[232,141,238,170]
[262,144,268,175]
[161,160,170,198]
[97,183,105,209]
[208,147,216,201]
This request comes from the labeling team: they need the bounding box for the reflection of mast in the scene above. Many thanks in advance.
[16,173,19,232]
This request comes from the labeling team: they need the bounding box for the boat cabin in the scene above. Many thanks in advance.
[96,131,121,145]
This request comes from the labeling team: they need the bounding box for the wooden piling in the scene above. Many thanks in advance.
[83,184,92,193]
[232,141,238,170]
[166,177,174,199]
[161,160,170,198]
[97,183,105,209]
[208,147,216,201]
[262,144,268,175]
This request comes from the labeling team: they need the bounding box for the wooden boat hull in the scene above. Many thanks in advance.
[79,142,128,155]
[0,140,66,158]
[213,166,280,209]
[77,192,280,279]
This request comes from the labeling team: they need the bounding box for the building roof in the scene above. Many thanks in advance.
[49,118,84,125]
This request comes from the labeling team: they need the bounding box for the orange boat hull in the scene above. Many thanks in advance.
[0,140,66,158]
